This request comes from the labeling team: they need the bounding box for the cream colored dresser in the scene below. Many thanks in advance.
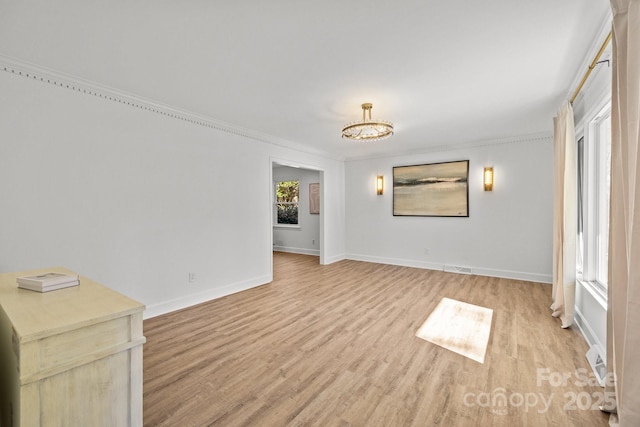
[0,268,145,427]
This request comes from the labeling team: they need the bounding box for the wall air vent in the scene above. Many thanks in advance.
[586,345,607,387]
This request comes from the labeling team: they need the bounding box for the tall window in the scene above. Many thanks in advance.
[275,180,299,225]
[577,105,611,294]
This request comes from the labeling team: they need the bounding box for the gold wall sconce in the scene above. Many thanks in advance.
[484,167,494,191]
[376,175,384,195]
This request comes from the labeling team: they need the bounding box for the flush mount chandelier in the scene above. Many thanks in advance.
[341,103,394,141]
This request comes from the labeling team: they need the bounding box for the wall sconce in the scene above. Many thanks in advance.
[484,167,494,191]
[376,175,384,195]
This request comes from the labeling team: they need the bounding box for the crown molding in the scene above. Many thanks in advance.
[1,53,555,164]
[344,132,553,162]
[0,53,337,160]
[565,11,613,105]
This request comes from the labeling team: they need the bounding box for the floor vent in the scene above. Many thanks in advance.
[586,345,607,387]
[443,265,472,275]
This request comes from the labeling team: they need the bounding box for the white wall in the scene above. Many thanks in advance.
[272,166,320,256]
[0,69,346,318]
[345,136,554,283]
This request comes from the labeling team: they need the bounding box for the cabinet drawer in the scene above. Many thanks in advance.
[21,316,134,380]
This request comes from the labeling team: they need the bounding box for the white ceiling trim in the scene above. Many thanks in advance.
[565,13,613,106]
[1,52,553,164]
[0,53,338,161]
[345,132,552,163]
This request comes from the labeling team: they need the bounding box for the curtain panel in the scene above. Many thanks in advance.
[608,0,640,425]
[551,102,576,328]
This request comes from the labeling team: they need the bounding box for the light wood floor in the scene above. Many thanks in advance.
[143,253,610,426]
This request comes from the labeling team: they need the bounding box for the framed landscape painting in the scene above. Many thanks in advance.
[393,160,469,217]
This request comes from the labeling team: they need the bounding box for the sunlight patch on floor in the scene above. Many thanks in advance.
[416,297,493,363]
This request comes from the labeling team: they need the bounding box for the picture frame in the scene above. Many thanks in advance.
[309,183,320,214]
[393,160,469,217]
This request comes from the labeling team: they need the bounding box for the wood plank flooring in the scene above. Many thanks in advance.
[143,253,610,426]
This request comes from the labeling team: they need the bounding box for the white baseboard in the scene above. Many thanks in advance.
[271,247,345,265]
[345,253,552,283]
[273,246,320,256]
[143,274,272,319]
[574,306,605,355]
[347,253,443,271]
[144,255,550,319]
[323,253,346,265]
[471,267,552,284]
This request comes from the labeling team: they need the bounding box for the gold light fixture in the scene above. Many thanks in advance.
[484,167,494,191]
[342,103,394,141]
[376,175,384,195]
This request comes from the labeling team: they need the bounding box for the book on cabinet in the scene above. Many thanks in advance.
[16,272,79,287]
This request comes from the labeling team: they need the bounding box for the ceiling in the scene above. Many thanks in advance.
[0,1,611,160]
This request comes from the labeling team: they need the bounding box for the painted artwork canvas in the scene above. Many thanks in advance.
[393,160,469,217]
[309,183,320,214]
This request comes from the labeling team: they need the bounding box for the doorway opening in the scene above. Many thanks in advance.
[270,159,324,278]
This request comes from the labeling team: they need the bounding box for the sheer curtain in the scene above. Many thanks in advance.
[551,102,576,328]
[607,0,640,424]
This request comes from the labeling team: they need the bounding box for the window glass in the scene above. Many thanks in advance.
[577,137,584,277]
[576,107,611,292]
[275,181,299,225]
[596,114,611,286]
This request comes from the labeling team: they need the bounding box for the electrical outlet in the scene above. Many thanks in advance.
[312,239,316,245]
[424,248,430,255]
[188,272,196,283]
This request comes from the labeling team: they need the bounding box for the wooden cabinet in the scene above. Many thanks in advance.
[0,268,145,426]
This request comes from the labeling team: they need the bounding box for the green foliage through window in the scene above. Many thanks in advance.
[276,181,299,224]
